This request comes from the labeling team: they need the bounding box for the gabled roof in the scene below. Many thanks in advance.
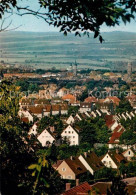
[108,131,124,144]
[65,157,87,176]
[28,106,43,114]
[21,117,29,123]
[107,151,126,166]
[90,182,112,195]
[81,152,104,172]
[52,160,63,169]
[84,96,97,103]
[105,115,115,128]
[62,94,76,101]
[62,182,91,195]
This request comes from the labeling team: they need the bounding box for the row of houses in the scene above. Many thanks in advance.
[52,149,136,181]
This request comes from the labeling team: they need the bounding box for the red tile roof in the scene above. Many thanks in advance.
[62,182,91,195]
[84,96,97,103]
[21,117,29,123]
[108,131,123,144]
[105,115,115,128]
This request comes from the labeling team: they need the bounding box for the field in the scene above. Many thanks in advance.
[0,31,136,70]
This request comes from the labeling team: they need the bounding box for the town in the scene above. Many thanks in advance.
[1,60,136,194]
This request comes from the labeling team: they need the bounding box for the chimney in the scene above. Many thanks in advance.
[116,149,119,154]
[76,179,79,186]
[50,126,55,132]
[66,183,71,191]
[84,152,87,158]
[70,156,73,160]
[88,150,90,153]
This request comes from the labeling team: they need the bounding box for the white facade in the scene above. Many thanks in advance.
[28,123,38,136]
[52,110,60,116]
[110,121,119,131]
[61,125,79,146]
[78,155,94,175]
[122,148,135,161]
[79,107,91,113]
[61,110,68,115]
[66,115,75,125]
[37,129,55,147]
[101,153,117,169]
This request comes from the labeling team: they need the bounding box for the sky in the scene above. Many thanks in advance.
[1,0,136,33]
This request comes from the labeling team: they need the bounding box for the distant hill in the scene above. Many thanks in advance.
[0,31,136,70]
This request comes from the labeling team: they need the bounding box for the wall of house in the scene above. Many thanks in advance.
[111,121,119,131]
[66,116,75,125]
[28,124,37,135]
[57,161,75,180]
[52,111,60,116]
[61,125,79,146]
[37,130,55,147]
[78,155,94,175]
[101,154,117,169]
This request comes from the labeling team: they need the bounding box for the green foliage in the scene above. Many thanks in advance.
[95,167,117,181]
[78,118,110,145]
[16,80,40,92]
[107,176,128,195]
[116,99,133,114]
[68,106,79,116]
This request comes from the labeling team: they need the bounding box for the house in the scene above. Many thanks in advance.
[84,96,97,103]
[43,105,51,117]
[127,94,136,109]
[52,105,60,115]
[61,104,68,115]
[62,94,76,103]
[53,156,87,180]
[79,102,92,113]
[57,87,69,97]
[28,106,43,119]
[96,102,114,114]
[90,182,112,195]
[104,96,120,106]
[78,151,104,175]
[101,150,126,169]
[122,148,135,161]
[28,123,38,136]
[108,129,124,149]
[37,129,55,147]
[62,181,91,195]
[18,109,33,123]
[105,115,119,132]
[61,125,80,145]
[66,115,75,125]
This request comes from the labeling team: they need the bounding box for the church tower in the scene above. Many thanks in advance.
[127,62,132,76]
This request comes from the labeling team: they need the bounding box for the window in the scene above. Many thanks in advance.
[107,156,108,158]
[73,141,75,144]
[69,131,71,134]
[128,151,131,155]
[65,131,67,133]
[67,175,72,179]
[62,168,66,171]
[72,131,74,134]
[73,136,75,138]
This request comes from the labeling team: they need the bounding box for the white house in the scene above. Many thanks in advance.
[37,129,55,147]
[79,103,92,113]
[61,125,79,146]
[66,115,75,125]
[101,151,126,169]
[28,123,38,136]
[18,110,33,123]
[122,148,135,161]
